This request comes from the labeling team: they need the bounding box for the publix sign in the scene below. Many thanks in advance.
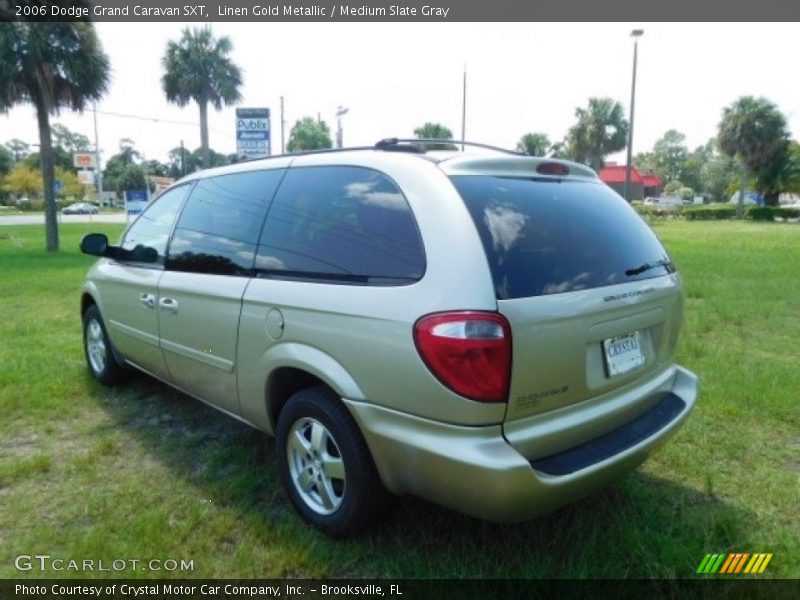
[236,107,270,159]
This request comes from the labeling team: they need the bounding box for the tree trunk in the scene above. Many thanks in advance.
[764,192,780,207]
[199,100,210,169]
[35,97,59,252]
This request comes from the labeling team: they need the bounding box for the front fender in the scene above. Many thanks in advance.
[81,274,104,319]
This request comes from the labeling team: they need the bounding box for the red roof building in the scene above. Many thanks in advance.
[597,166,663,200]
[641,173,664,189]
[598,165,643,184]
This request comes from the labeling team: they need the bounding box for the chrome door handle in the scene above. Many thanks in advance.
[159,297,179,314]
[139,293,156,309]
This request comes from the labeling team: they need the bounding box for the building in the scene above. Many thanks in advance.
[598,165,663,200]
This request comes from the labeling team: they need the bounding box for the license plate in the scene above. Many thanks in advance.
[603,331,645,377]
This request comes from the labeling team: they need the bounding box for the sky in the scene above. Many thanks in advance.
[2,22,800,168]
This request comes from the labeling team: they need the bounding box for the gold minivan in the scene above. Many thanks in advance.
[80,140,698,537]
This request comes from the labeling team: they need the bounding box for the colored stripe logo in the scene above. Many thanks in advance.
[696,552,773,574]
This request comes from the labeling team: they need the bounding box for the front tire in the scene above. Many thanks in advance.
[276,386,391,537]
[83,304,129,385]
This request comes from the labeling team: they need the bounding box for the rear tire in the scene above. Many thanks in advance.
[83,304,130,385]
[276,386,391,537]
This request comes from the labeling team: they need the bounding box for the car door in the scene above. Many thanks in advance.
[157,168,286,415]
[95,184,191,380]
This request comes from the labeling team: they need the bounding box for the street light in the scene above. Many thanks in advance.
[336,106,349,148]
[624,29,644,203]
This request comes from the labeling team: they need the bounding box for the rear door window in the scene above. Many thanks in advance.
[167,169,284,275]
[255,166,425,284]
[450,176,674,299]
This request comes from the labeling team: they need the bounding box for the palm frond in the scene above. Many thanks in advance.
[160,26,243,111]
[0,23,110,115]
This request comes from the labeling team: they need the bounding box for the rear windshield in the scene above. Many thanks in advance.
[450,176,674,300]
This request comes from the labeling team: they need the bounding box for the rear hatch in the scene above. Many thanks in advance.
[446,159,683,429]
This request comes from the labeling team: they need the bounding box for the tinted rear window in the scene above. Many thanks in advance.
[255,166,425,285]
[450,176,673,300]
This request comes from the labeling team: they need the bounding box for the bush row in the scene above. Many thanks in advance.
[635,204,800,221]
[682,206,738,220]
[747,207,800,221]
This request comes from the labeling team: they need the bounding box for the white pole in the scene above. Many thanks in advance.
[93,103,103,206]
[461,64,466,151]
[280,96,285,154]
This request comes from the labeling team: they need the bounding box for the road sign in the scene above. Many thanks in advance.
[151,176,175,194]
[73,153,96,168]
[124,189,148,222]
[53,179,63,194]
[236,108,270,159]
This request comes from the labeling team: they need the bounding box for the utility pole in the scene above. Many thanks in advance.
[280,96,285,154]
[93,103,103,205]
[141,153,150,202]
[336,106,349,149]
[461,65,467,151]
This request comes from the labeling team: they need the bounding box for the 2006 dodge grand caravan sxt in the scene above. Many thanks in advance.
[80,139,698,537]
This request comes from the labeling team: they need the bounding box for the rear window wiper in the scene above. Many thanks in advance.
[625,259,674,277]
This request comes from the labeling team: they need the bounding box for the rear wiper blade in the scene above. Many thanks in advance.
[625,259,674,276]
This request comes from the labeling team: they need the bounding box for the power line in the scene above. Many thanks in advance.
[93,109,234,138]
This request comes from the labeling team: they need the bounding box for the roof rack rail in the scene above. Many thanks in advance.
[219,138,524,167]
[375,138,525,156]
[231,144,379,164]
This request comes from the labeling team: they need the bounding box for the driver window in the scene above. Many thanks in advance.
[120,184,191,265]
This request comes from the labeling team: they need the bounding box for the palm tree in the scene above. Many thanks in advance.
[161,27,243,169]
[0,22,110,251]
[413,122,456,150]
[718,96,790,206]
[566,97,628,171]
[516,132,551,156]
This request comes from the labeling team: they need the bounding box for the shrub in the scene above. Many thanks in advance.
[633,204,680,220]
[683,205,739,220]
[681,205,800,221]
[748,207,800,221]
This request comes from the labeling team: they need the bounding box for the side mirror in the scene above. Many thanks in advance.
[130,244,159,263]
[80,233,109,256]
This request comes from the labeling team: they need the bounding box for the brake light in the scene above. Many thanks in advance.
[536,162,569,176]
[413,311,512,402]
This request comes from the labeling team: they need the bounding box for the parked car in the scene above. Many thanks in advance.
[79,140,698,537]
[63,202,99,215]
[643,196,685,210]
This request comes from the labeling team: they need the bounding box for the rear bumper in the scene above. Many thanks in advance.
[344,365,698,522]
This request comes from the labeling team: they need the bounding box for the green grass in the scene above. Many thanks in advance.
[0,221,798,580]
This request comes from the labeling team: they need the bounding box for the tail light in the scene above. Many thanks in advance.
[413,311,512,403]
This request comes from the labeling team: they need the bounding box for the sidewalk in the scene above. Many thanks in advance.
[0,214,128,226]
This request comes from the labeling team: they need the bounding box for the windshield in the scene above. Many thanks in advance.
[450,176,674,300]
